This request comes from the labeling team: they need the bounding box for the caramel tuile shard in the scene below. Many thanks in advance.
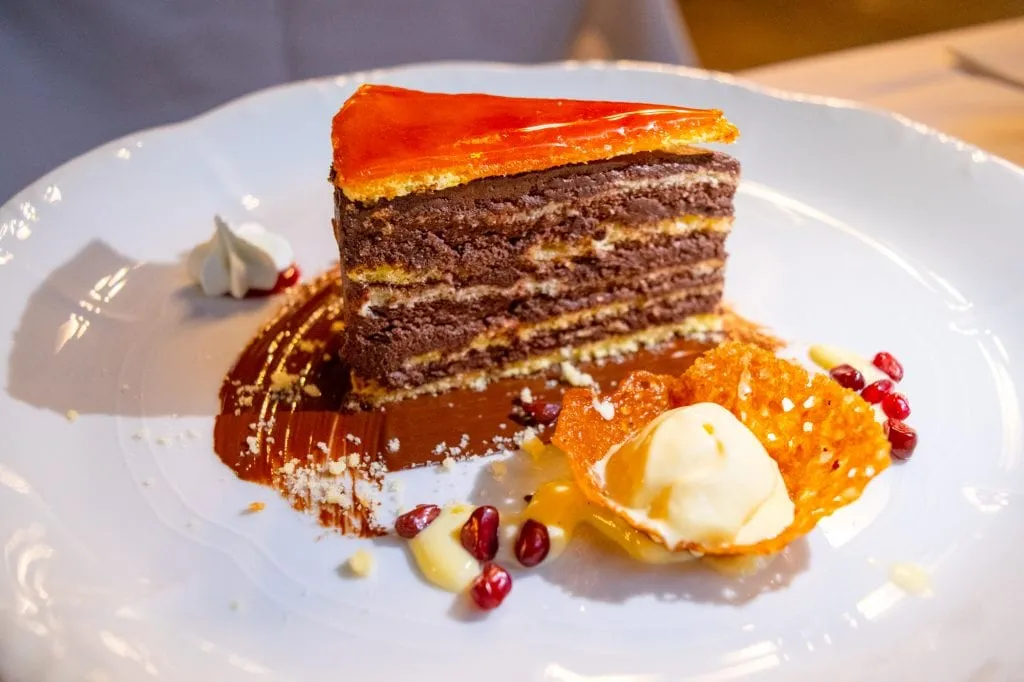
[331,84,739,202]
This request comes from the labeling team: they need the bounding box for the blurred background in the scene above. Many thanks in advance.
[1,0,1022,201]
[679,0,1023,70]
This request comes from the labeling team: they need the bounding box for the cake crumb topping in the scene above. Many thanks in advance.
[347,549,376,577]
[515,427,539,446]
[387,438,401,453]
[560,361,596,387]
[270,370,299,392]
[592,397,615,420]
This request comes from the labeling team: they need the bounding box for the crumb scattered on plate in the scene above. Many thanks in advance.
[347,549,375,577]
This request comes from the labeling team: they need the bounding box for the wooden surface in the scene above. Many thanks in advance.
[680,0,1024,71]
[740,18,1024,165]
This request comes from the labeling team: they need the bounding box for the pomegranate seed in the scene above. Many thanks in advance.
[881,392,911,420]
[861,379,894,404]
[469,562,513,610]
[460,505,500,560]
[523,400,561,425]
[885,419,918,460]
[514,519,551,567]
[829,364,865,391]
[394,504,441,539]
[246,264,301,297]
[872,351,904,382]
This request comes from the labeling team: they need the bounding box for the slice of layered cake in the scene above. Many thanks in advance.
[330,84,740,405]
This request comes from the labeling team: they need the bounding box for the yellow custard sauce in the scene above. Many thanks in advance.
[407,477,773,594]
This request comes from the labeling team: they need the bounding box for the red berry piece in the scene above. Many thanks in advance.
[885,419,918,460]
[514,519,551,567]
[872,351,904,382]
[460,505,500,561]
[829,364,865,391]
[246,264,302,297]
[881,392,911,420]
[469,562,513,610]
[523,400,561,425]
[394,504,441,539]
[861,379,894,404]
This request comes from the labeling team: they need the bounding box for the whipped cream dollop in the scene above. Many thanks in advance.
[187,216,294,298]
[598,402,794,550]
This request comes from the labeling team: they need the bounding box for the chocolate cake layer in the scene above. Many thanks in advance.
[359,288,724,391]
[335,150,738,285]
[334,146,741,403]
[344,267,724,378]
[346,231,728,310]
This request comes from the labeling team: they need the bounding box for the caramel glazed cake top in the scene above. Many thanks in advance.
[328,85,741,402]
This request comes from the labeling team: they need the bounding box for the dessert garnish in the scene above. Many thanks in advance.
[406,504,481,592]
[872,351,904,382]
[386,342,895,610]
[555,342,890,555]
[889,561,932,597]
[187,215,298,298]
[394,504,441,538]
[347,549,375,578]
[470,563,513,610]
[861,379,895,404]
[460,505,500,561]
[811,345,918,460]
[513,520,550,567]
[886,420,918,460]
[582,401,795,552]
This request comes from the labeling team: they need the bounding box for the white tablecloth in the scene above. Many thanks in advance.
[740,18,1024,167]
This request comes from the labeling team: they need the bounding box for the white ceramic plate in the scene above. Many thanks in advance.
[2,62,1023,682]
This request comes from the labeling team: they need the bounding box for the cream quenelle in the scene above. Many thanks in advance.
[594,402,794,551]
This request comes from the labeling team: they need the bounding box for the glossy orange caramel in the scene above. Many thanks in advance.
[331,84,738,202]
